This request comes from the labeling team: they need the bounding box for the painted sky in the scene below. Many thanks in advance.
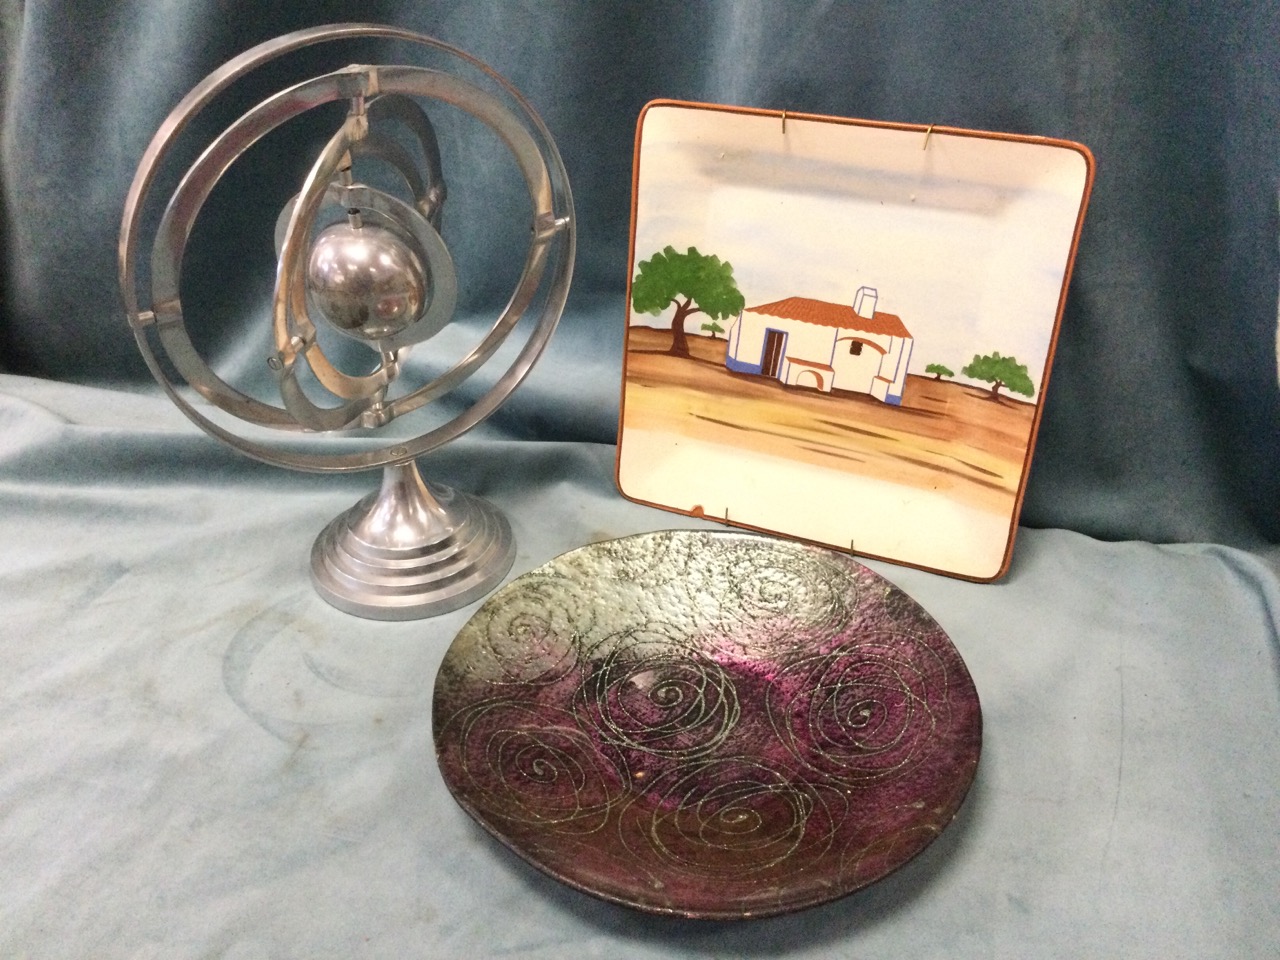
[631,105,1090,396]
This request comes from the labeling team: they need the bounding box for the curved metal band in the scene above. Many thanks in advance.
[273,112,382,431]
[147,74,390,429]
[354,132,428,207]
[366,93,446,227]
[272,183,458,358]
[273,65,557,429]
[147,88,447,428]
[270,64,546,360]
[146,71,359,427]
[271,182,459,430]
[120,24,575,472]
[343,184,457,351]
[120,22,533,314]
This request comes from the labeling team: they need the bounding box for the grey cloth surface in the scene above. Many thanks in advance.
[1,1,1278,956]
[1,377,1278,957]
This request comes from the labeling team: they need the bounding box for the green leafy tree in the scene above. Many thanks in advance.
[700,320,725,339]
[925,362,954,381]
[632,246,745,358]
[962,352,1035,402]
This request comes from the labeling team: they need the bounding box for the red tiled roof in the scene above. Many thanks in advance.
[746,297,911,338]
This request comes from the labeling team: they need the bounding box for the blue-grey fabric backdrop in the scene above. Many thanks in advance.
[2,1,1277,548]
[2,0,1280,547]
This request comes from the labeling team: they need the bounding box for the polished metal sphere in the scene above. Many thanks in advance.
[306,221,428,341]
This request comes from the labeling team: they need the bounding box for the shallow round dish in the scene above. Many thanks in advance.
[432,530,981,918]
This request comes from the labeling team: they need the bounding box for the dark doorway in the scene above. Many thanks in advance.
[762,329,786,378]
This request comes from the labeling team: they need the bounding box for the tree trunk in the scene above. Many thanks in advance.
[987,380,1005,401]
[668,299,701,358]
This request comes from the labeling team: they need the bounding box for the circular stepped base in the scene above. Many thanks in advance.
[310,463,514,620]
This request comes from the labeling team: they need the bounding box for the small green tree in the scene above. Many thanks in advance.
[961,352,1035,402]
[632,246,745,358]
[700,320,725,339]
[925,362,954,381]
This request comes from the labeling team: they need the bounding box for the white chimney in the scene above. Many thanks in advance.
[853,286,878,319]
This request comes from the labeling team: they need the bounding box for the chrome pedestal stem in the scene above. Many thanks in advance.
[310,460,515,620]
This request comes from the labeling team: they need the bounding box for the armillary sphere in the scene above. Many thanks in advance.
[119,24,575,619]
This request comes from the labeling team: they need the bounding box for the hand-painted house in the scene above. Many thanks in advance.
[724,287,914,404]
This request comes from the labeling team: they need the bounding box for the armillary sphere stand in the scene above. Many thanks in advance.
[118,24,575,619]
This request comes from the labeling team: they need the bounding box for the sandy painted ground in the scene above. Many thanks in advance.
[618,327,1040,577]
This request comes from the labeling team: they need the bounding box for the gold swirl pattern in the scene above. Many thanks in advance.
[618,759,850,880]
[437,700,627,834]
[467,575,594,685]
[433,531,981,918]
[766,631,945,785]
[576,624,741,760]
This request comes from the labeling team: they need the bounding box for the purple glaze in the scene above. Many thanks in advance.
[433,531,981,919]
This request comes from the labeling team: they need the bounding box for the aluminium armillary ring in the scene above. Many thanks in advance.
[118,24,575,619]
